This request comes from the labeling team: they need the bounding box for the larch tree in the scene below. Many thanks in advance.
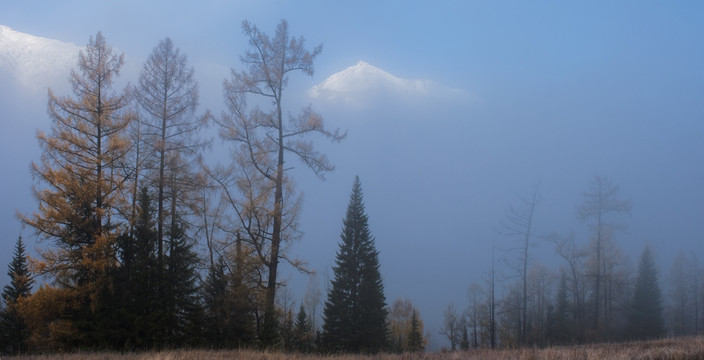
[20,32,131,347]
[667,251,700,336]
[1,236,34,354]
[135,37,204,288]
[388,298,425,352]
[499,184,540,345]
[322,177,387,353]
[466,282,483,348]
[440,302,460,351]
[216,19,345,344]
[627,245,665,340]
[577,175,631,330]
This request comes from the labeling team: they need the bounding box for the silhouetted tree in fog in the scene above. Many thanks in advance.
[577,175,631,330]
[440,302,460,351]
[627,246,664,340]
[499,185,540,345]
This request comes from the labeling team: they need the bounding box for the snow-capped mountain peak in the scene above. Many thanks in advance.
[0,25,82,92]
[309,60,467,107]
[310,61,431,101]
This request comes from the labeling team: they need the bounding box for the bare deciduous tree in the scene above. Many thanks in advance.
[466,282,484,348]
[499,184,540,345]
[547,231,587,341]
[135,37,205,278]
[668,251,701,336]
[440,302,460,351]
[215,19,345,342]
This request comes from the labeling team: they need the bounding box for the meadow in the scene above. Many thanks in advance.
[8,336,704,360]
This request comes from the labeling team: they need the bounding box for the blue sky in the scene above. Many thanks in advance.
[2,1,704,349]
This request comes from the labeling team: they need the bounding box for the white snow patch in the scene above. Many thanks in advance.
[0,25,82,92]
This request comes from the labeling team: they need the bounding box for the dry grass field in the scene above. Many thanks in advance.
[8,336,704,360]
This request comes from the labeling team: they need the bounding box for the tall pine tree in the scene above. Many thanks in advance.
[1,236,34,354]
[627,245,665,340]
[322,176,387,353]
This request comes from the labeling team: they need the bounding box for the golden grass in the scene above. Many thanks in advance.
[8,336,704,360]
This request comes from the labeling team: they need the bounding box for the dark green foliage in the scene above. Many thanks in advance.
[627,246,665,340]
[460,317,470,351]
[1,236,34,354]
[547,269,573,345]
[110,188,161,349]
[408,310,424,353]
[202,260,228,345]
[202,256,254,348]
[278,308,295,351]
[294,305,313,352]
[110,189,206,349]
[322,176,388,353]
[260,303,280,348]
[161,216,205,346]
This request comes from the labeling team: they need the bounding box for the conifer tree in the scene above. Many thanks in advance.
[408,310,425,353]
[114,187,159,349]
[162,215,204,346]
[202,256,230,346]
[1,236,34,354]
[202,253,255,348]
[322,176,387,353]
[459,316,470,351]
[294,304,313,352]
[547,269,572,345]
[20,32,131,349]
[627,246,665,340]
[135,37,204,291]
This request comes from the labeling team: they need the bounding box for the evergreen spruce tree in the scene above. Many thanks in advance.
[627,245,665,340]
[202,256,230,346]
[163,216,205,346]
[408,310,424,353]
[294,304,313,352]
[322,176,387,353]
[113,187,159,349]
[202,254,255,348]
[1,236,34,354]
[547,269,572,345]
[459,317,470,351]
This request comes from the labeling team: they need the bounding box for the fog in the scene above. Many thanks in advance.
[1,1,704,350]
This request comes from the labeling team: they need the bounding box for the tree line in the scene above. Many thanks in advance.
[0,19,414,355]
[438,176,698,350]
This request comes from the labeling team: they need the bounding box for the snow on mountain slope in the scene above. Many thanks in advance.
[0,25,82,92]
[309,61,469,107]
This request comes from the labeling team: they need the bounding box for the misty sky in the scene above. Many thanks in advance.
[2,1,704,349]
